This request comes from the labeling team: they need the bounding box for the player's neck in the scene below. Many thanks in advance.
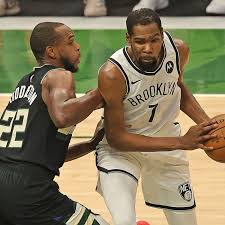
[38,59,63,69]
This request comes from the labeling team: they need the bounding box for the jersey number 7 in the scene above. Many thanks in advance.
[148,104,158,122]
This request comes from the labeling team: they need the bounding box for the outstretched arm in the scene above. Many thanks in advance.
[65,141,93,162]
[65,119,104,162]
[175,39,210,124]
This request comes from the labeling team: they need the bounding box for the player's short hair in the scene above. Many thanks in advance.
[30,22,64,62]
[126,8,162,35]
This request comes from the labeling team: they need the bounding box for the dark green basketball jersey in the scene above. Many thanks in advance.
[0,65,74,175]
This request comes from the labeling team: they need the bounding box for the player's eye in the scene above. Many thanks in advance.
[151,38,160,43]
[135,39,145,44]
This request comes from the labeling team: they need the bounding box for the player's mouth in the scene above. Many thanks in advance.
[142,58,154,63]
[141,54,156,62]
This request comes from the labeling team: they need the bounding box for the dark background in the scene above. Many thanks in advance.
[19,0,212,16]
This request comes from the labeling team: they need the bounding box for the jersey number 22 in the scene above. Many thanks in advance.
[0,109,29,148]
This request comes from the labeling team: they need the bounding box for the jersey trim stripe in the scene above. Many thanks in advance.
[145,201,196,210]
[108,58,130,96]
[165,31,181,75]
[77,208,91,225]
[122,45,167,76]
[97,166,138,182]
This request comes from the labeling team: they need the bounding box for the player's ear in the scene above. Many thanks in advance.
[126,32,131,46]
[46,46,57,59]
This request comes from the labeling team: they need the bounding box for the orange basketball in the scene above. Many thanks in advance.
[204,114,225,163]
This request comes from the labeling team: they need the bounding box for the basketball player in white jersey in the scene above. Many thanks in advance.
[95,8,217,225]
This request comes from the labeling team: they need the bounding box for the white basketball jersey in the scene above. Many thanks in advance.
[110,31,181,134]
[98,32,186,160]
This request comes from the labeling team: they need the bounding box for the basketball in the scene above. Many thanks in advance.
[204,114,225,163]
[137,220,150,225]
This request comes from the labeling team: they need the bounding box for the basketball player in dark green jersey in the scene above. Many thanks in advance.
[0,22,108,225]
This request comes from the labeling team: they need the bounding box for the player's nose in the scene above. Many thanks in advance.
[143,43,153,54]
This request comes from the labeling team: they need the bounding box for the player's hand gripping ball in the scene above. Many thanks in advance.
[204,114,225,162]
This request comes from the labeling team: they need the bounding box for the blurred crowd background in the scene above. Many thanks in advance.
[0,0,225,17]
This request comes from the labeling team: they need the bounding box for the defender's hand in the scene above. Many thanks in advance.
[90,119,105,149]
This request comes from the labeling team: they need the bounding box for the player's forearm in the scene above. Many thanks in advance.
[65,141,93,162]
[58,90,102,127]
[65,127,104,162]
[106,131,185,152]
[180,85,209,124]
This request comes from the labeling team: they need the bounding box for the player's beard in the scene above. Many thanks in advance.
[138,57,157,72]
[61,56,78,73]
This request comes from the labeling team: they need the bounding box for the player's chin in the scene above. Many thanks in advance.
[71,65,79,73]
[139,62,154,71]
[71,61,79,72]
[66,64,78,73]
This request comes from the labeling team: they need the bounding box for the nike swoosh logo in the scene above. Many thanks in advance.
[131,80,141,84]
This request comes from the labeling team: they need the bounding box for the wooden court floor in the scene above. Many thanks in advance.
[0,95,225,225]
